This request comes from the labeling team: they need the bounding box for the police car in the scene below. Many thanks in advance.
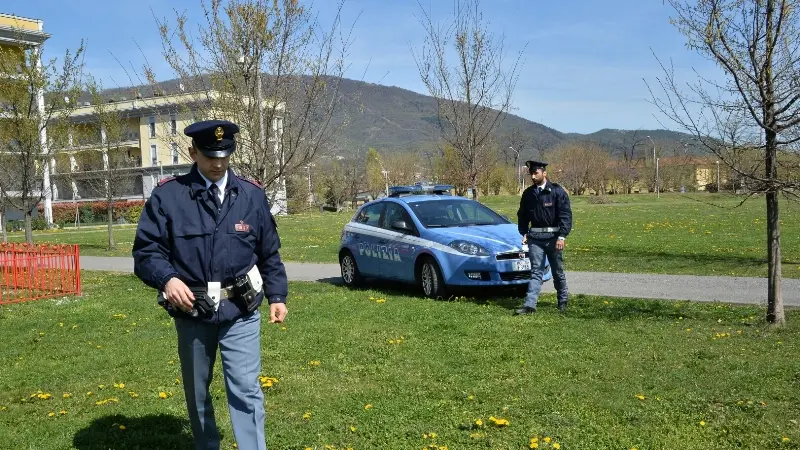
[339,185,551,297]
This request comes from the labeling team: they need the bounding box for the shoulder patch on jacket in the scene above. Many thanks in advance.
[237,175,263,189]
[157,176,177,187]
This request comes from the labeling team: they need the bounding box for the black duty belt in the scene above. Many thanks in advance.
[529,227,558,233]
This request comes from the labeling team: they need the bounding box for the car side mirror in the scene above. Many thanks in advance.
[391,220,413,233]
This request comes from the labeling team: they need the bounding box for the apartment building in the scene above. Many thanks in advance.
[0,13,54,221]
[54,92,205,202]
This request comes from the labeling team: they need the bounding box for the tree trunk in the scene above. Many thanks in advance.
[107,203,115,250]
[1,209,6,243]
[24,211,33,244]
[766,191,783,325]
[765,127,784,325]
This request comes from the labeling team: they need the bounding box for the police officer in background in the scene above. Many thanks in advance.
[515,160,572,314]
[133,119,288,450]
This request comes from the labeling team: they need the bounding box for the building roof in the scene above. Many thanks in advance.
[0,13,50,46]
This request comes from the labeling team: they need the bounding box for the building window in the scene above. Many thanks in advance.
[170,114,177,135]
[170,142,179,165]
[150,144,158,166]
[148,116,156,138]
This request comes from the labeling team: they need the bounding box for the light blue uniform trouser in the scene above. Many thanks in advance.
[524,237,568,309]
[175,310,266,450]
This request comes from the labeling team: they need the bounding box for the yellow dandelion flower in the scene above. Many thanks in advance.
[699,421,706,426]
[553,443,561,449]
[544,437,552,443]
[63,393,72,399]
[475,418,483,427]
[59,410,67,415]
[530,443,539,449]
[86,391,93,396]
[782,437,790,442]
[158,392,168,399]
[635,394,645,400]
[48,411,55,417]
[349,425,357,432]
[302,411,312,420]
[128,391,139,398]
[308,360,321,367]
[118,425,126,430]
[364,404,373,410]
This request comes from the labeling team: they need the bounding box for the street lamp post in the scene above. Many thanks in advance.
[646,135,658,198]
[510,146,522,192]
[381,170,389,196]
[716,160,720,192]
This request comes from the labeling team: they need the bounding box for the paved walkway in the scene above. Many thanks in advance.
[79,256,800,306]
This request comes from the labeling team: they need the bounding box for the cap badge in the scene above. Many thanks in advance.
[214,126,224,141]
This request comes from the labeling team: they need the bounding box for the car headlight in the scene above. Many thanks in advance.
[448,240,489,256]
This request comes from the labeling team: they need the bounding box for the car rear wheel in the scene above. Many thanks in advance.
[418,257,446,298]
[340,251,363,287]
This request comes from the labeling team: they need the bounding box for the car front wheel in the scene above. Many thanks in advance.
[340,251,363,287]
[418,257,446,298]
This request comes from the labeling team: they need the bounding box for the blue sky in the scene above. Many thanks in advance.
[6,0,720,134]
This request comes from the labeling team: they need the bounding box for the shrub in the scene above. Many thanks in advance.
[587,195,614,205]
[124,204,144,224]
[30,217,48,231]
[79,205,95,224]
[39,200,146,224]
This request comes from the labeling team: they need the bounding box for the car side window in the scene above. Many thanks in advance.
[456,203,494,222]
[354,203,384,227]
[381,203,414,232]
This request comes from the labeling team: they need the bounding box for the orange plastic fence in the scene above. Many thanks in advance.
[0,243,81,305]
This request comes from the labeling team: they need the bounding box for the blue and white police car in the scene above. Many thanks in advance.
[338,185,551,297]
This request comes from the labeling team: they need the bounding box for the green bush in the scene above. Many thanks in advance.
[30,217,48,231]
[123,204,144,224]
[79,205,95,224]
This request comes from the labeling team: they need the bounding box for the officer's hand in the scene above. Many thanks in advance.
[521,235,528,245]
[269,303,288,324]
[163,277,195,313]
[555,239,565,251]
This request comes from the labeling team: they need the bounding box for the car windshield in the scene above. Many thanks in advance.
[407,199,510,228]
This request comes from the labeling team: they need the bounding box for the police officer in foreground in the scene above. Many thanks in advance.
[515,160,572,314]
[133,119,288,450]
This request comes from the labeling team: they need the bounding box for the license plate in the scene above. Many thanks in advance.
[513,259,531,271]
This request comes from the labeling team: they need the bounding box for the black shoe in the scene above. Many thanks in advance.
[558,303,567,313]
[514,306,537,315]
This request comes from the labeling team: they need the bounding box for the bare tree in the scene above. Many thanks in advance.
[412,0,524,200]
[364,148,387,198]
[67,78,141,249]
[150,0,352,213]
[0,33,84,242]
[549,142,611,195]
[649,0,800,325]
[503,125,531,193]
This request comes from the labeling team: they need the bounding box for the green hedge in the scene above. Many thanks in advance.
[37,200,146,225]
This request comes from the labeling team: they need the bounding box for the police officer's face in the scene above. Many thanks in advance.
[531,168,546,184]
[190,146,230,182]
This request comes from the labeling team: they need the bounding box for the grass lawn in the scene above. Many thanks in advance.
[1,273,798,449]
[6,193,800,278]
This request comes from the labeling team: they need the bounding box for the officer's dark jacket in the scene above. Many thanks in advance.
[132,165,288,323]
[517,180,573,238]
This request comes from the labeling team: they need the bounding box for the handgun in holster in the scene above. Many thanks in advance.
[231,274,259,313]
[157,287,216,318]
